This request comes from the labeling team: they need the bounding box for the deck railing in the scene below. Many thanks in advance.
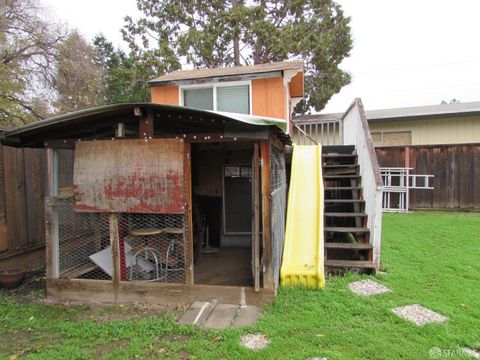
[292,99,383,270]
[292,118,342,145]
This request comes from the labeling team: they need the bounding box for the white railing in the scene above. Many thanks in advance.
[292,119,342,145]
[381,167,434,212]
[341,99,383,271]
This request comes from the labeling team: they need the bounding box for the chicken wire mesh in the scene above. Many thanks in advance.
[118,213,187,284]
[56,198,111,280]
[53,197,187,284]
[270,145,287,287]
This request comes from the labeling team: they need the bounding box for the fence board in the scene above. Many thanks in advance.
[3,146,28,250]
[376,144,480,210]
[24,148,46,247]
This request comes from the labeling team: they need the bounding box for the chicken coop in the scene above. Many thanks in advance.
[1,103,289,305]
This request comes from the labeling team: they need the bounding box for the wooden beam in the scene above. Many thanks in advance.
[252,143,260,292]
[148,71,283,88]
[260,140,274,289]
[46,279,275,306]
[184,142,194,285]
[109,213,120,301]
[45,198,58,281]
[139,110,154,138]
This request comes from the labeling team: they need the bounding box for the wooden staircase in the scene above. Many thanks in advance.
[323,145,376,273]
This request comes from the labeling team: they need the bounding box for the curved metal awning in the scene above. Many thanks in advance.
[1,103,289,148]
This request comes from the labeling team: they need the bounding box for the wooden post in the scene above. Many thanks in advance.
[109,213,120,302]
[260,140,273,289]
[184,142,194,285]
[45,198,59,280]
[252,143,261,292]
[139,109,154,139]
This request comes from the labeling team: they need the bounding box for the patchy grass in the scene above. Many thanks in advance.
[0,212,479,359]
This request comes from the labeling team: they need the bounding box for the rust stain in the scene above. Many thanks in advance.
[74,139,185,213]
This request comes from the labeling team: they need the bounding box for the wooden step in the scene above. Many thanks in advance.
[322,145,355,154]
[325,212,367,217]
[325,226,369,233]
[322,153,357,158]
[323,164,359,168]
[324,175,361,179]
[325,259,376,269]
[324,199,365,204]
[325,186,362,190]
[325,242,372,250]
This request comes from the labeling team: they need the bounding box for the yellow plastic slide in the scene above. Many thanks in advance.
[280,144,325,288]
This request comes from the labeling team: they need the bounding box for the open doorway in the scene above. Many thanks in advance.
[191,142,258,287]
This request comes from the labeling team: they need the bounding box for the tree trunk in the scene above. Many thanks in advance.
[232,0,241,66]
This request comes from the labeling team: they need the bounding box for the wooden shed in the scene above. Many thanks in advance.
[1,103,290,305]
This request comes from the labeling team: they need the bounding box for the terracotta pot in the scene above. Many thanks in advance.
[0,270,26,289]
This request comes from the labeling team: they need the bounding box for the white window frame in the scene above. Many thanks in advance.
[179,80,252,115]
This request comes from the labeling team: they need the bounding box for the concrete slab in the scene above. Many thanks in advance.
[204,303,239,329]
[392,304,447,326]
[178,301,214,325]
[232,305,262,328]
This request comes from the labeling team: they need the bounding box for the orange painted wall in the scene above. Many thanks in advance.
[151,86,179,105]
[289,72,304,98]
[251,77,286,120]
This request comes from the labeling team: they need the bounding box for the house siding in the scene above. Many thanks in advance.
[369,115,480,146]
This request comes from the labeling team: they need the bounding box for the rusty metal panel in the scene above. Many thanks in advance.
[74,139,185,213]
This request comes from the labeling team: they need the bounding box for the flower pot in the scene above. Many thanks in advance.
[0,269,26,289]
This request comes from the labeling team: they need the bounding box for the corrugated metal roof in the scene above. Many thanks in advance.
[293,101,480,123]
[1,103,288,148]
[149,60,303,84]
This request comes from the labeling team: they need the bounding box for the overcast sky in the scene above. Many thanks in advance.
[42,0,480,113]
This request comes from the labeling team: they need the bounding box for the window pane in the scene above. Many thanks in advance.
[217,85,249,114]
[183,88,213,110]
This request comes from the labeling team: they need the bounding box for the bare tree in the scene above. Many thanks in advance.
[0,0,65,126]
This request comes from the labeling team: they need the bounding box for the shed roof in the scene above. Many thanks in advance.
[293,101,480,123]
[1,103,289,148]
[149,60,303,85]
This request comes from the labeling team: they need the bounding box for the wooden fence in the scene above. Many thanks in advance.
[0,131,47,269]
[375,144,480,210]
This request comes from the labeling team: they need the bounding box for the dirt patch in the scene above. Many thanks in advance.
[75,303,169,323]
[161,334,193,343]
[0,269,45,302]
[92,339,130,359]
[0,330,60,358]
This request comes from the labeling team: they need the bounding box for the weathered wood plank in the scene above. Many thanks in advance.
[184,142,194,285]
[260,140,273,289]
[46,279,275,306]
[74,139,185,213]
[23,148,46,247]
[3,146,28,250]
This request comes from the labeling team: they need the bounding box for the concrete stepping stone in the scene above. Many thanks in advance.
[392,304,447,325]
[348,279,391,296]
[240,333,269,351]
[204,303,239,329]
[232,305,262,328]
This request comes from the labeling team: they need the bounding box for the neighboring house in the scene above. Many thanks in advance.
[295,101,480,147]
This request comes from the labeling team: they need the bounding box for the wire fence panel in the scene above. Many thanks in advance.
[118,213,187,284]
[56,198,111,280]
[270,145,287,287]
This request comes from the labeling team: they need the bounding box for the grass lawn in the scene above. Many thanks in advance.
[1,212,479,359]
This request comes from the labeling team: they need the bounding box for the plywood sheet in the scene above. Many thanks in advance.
[74,139,185,213]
